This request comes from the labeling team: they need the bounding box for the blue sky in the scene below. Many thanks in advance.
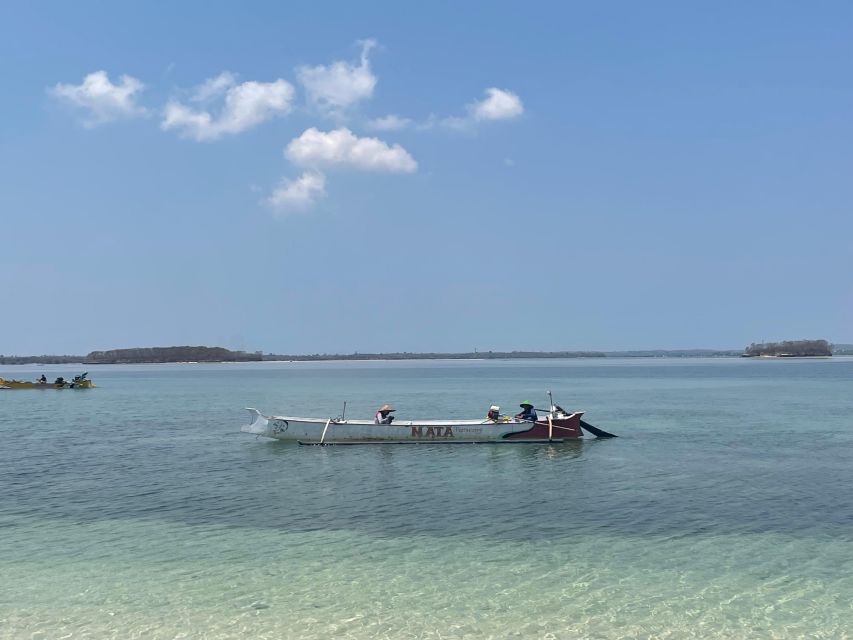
[1,1,851,355]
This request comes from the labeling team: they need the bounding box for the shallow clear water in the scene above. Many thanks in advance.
[1,358,852,639]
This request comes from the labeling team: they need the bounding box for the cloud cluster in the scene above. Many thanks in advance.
[268,127,416,215]
[286,127,417,173]
[297,39,377,114]
[49,40,525,217]
[50,71,146,127]
[161,74,294,141]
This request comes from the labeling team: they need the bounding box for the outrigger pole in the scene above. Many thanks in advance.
[319,418,332,444]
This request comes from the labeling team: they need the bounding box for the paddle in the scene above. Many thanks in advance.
[579,419,618,438]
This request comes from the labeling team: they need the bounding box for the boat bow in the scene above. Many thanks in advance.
[242,408,274,437]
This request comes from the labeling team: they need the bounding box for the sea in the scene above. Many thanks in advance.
[1,357,851,639]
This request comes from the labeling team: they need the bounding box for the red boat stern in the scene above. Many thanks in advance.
[503,411,585,441]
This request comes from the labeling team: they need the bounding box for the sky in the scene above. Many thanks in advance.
[1,1,852,355]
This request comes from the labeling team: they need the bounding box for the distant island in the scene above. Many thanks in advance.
[742,339,832,357]
[82,346,262,364]
[2,342,850,365]
[0,354,84,365]
[0,347,737,364]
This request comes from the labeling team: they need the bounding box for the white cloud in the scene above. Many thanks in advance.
[297,39,377,113]
[162,76,295,141]
[366,114,412,131]
[266,171,327,215]
[286,127,417,173]
[191,71,237,101]
[377,87,525,133]
[469,87,524,121]
[50,70,146,126]
[439,115,472,131]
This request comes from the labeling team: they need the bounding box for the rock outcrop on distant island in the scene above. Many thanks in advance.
[83,346,262,364]
[743,339,832,357]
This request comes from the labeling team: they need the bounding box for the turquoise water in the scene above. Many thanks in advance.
[1,358,852,639]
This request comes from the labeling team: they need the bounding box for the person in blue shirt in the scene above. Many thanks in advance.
[515,401,538,422]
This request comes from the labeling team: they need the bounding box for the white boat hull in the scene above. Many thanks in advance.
[241,408,550,444]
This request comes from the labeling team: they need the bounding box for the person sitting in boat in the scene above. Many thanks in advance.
[38,375,47,384]
[54,376,65,385]
[375,404,396,424]
[515,401,538,422]
[487,405,501,421]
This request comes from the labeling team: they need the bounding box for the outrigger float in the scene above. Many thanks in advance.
[241,394,616,445]
[0,373,95,390]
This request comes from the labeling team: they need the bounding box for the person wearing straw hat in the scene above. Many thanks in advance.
[375,404,396,424]
[515,400,538,422]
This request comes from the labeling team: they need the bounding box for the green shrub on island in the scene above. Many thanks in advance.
[743,340,832,357]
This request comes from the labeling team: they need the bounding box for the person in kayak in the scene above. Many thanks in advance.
[375,404,396,424]
[515,401,538,422]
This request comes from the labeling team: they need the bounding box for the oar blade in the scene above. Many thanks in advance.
[579,419,618,438]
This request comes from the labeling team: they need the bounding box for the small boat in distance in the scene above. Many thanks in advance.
[242,398,615,445]
[0,373,95,389]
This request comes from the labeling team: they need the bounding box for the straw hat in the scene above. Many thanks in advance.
[379,404,396,412]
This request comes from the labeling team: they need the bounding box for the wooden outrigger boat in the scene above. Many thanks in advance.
[241,397,615,445]
[0,373,95,389]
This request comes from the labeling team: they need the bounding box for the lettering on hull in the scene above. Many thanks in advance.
[411,426,454,438]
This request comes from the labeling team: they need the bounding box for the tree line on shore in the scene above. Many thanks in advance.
[0,354,83,365]
[0,347,261,365]
[83,346,262,364]
[261,350,608,361]
[743,340,832,357]
[0,348,740,364]
[2,341,846,364]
